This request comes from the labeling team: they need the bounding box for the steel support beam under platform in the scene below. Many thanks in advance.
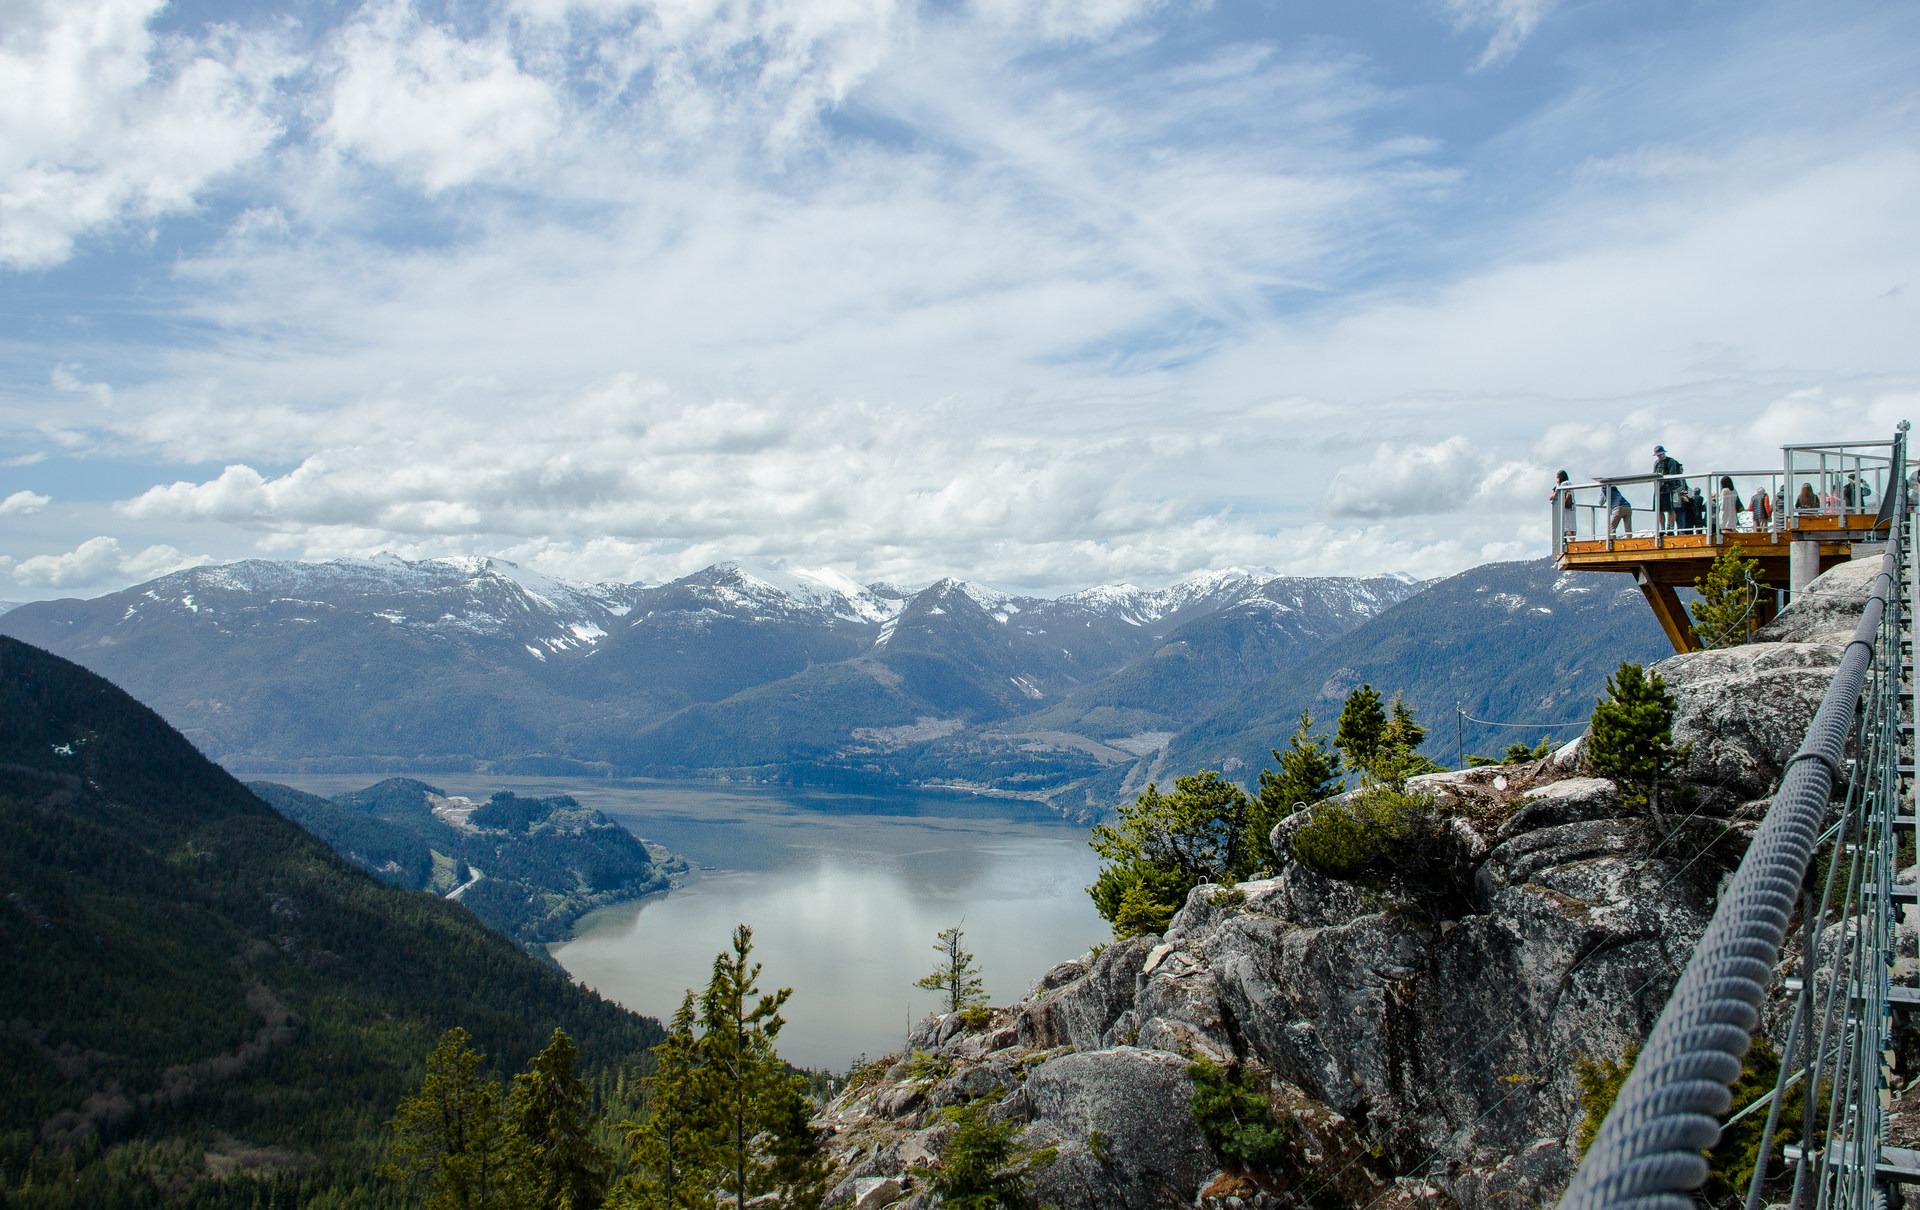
[1634,566,1700,653]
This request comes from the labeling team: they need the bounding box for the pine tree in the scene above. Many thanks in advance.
[1251,710,1343,871]
[1087,771,1252,937]
[1334,684,1387,775]
[1187,1057,1287,1169]
[1367,693,1444,785]
[1689,545,1764,648]
[506,1029,606,1210]
[1383,694,1425,753]
[915,925,987,1013]
[760,1074,831,1210]
[697,925,794,1210]
[389,1027,517,1210]
[619,995,710,1210]
[927,1100,1053,1210]
[1587,662,1691,824]
[1499,736,1555,764]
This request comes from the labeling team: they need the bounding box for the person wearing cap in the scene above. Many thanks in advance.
[1652,445,1684,533]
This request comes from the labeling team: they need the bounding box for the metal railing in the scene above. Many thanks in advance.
[1556,423,1910,1210]
[1550,442,1897,558]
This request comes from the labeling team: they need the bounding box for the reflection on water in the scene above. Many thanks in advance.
[265,774,1107,1069]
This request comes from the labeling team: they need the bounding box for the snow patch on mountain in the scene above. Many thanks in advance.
[702,562,906,625]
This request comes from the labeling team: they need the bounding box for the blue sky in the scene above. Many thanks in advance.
[1,0,1916,598]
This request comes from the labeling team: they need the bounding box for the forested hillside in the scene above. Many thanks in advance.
[0,637,662,1208]
[250,779,683,950]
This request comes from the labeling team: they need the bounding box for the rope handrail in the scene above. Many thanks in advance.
[1555,427,1909,1210]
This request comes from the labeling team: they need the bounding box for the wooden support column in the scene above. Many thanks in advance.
[1635,566,1699,654]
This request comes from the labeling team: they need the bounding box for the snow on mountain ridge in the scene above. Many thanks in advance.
[89,558,1426,645]
[717,562,906,625]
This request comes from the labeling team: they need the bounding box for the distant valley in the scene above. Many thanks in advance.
[0,555,1671,816]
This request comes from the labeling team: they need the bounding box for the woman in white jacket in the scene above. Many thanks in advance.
[1716,476,1741,534]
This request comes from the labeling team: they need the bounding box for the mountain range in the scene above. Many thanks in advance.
[0,554,1671,814]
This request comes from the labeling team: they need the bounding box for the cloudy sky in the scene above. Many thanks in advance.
[2,0,1916,599]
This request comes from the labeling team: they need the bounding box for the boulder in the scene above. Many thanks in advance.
[1754,557,1882,646]
[1021,1047,1217,1210]
[1495,777,1622,838]
[1655,642,1839,804]
[851,1176,905,1210]
[1014,935,1153,1051]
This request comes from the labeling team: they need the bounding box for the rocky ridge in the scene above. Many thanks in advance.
[815,559,1881,1208]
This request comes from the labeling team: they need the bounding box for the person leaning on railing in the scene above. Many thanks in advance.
[1607,484,1632,537]
[1554,470,1576,539]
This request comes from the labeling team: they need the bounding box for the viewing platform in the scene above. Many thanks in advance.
[1552,437,1902,652]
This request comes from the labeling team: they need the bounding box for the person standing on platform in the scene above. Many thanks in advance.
[1653,445,1684,533]
[1717,476,1740,534]
[1555,470,1577,543]
[1607,485,1633,537]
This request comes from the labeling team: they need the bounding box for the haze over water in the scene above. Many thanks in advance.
[270,775,1107,1069]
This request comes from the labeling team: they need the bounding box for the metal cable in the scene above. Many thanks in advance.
[1556,466,1908,1210]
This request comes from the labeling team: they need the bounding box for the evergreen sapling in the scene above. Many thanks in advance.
[1587,661,1691,828]
[915,924,988,1014]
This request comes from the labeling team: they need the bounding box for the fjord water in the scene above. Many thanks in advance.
[271,775,1106,1069]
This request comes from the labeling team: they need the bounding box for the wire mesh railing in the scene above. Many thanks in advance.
[1556,423,1910,1210]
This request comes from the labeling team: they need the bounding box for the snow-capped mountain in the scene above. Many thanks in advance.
[0,555,1427,782]
[80,555,646,661]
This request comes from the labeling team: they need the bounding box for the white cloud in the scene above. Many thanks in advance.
[969,0,1169,42]
[320,1,562,192]
[1324,436,1540,519]
[3,1,1917,599]
[0,490,49,516]
[9,536,207,589]
[1441,0,1555,68]
[0,0,285,268]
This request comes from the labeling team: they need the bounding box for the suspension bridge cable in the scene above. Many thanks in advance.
[1556,468,1907,1209]
[1458,711,1589,729]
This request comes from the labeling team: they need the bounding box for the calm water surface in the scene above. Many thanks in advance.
[267,775,1106,1069]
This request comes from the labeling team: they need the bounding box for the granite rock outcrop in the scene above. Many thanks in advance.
[814,560,1880,1208]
